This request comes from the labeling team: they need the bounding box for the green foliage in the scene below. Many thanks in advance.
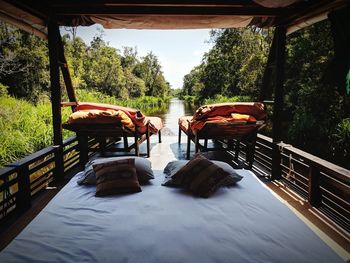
[76,89,170,115]
[182,28,271,100]
[331,118,350,167]
[0,83,8,96]
[83,36,127,98]
[133,52,170,97]
[202,95,252,105]
[284,20,350,168]
[0,22,50,102]
[0,96,52,166]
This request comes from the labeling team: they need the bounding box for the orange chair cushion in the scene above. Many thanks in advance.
[68,109,135,131]
[74,102,163,134]
[193,102,266,121]
[75,102,146,127]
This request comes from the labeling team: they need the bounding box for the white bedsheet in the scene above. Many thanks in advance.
[0,170,344,263]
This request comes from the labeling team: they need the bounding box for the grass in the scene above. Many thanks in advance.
[76,89,170,115]
[202,95,252,104]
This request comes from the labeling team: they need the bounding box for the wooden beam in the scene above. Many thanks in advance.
[271,26,286,181]
[55,27,77,107]
[0,12,47,39]
[48,18,64,182]
[50,0,255,6]
[54,6,292,17]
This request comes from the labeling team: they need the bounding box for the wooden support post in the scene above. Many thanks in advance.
[247,133,257,169]
[99,137,106,156]
[195,134,200,153]
[234,140,240,160]
[78,134,88,168]
[123,135,128,149]
[16,165,31,211]
[309,166,322,207]
[134,131,139,156]
[186,133,191,160]
[227,139,233,151]
[271,26,286,180]
[48,18,64,182]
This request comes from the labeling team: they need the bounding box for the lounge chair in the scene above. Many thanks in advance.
[62,102,163,164]
[178,102,267,167]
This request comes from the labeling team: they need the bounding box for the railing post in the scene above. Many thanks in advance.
[309,166,322,207]
[271,144,282,180]
[53,145,64,182]
[16,166,31,211]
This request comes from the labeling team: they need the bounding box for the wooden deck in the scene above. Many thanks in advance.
[0,135,349,262]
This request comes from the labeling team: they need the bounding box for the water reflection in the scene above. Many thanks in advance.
[144,98,197,135]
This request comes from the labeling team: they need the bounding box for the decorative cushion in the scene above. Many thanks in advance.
[231,113,257,122]
[77,157,154,185]
[163,159,242,187]
[94,158,141,196]
[163,155,231,198]
[68,109,135,131]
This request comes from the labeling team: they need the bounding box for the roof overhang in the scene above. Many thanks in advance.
[0,0,348,38]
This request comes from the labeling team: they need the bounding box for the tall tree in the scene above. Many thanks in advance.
[133,52,170,97]
[83,35,128,98]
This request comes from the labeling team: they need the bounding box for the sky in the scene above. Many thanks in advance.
[66,25,214,89]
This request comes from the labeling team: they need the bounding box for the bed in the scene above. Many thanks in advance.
[0,169,343,263]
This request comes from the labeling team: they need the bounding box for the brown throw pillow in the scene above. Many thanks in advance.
[94,159,141,196]
[170,155,231,198]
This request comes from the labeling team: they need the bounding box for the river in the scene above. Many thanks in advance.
[151,98,196,136]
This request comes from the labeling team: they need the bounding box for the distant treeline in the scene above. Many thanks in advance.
[181,21,350,169]
[0,22,171,103]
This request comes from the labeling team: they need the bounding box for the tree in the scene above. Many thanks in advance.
[83,35,128,98]
[0,22,49,102]
[62,34,87,88]
[183,28,271,100]
[182,65,204,96]
[133,52,170,97]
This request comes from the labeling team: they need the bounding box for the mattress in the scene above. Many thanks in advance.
[0,170,343,263]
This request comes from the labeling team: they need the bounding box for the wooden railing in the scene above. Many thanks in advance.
[0,136,79,221]
[237,134,350,233]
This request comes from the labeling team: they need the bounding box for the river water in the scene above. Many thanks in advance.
[151,98,196,135]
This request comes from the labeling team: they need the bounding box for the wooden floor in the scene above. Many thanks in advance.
[1,136,349,262]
